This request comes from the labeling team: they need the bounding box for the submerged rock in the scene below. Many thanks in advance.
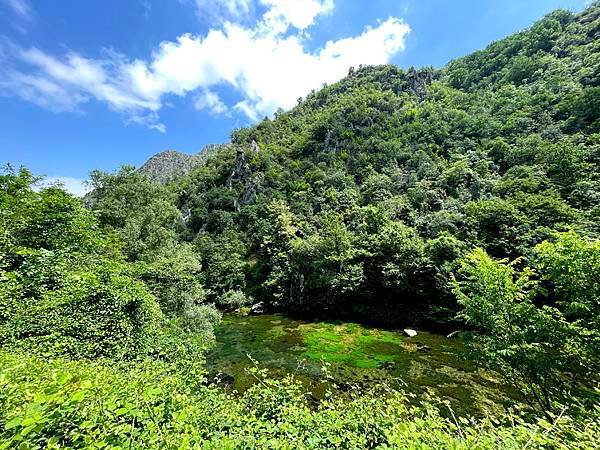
[216,372,235,385]
[416,342,432,353]
[403,329,418,337]
[381,361,396,370]
[234,306,252,317]
[204,371,235,387]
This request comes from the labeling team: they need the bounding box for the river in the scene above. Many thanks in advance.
[206,313,518,416]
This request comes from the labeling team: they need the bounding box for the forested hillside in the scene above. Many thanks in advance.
[1,3,599,448]
[123,3,599,323]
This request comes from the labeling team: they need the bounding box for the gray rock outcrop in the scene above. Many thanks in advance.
[138,143,230,184]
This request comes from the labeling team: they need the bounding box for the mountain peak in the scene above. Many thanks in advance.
[139,144,230,184]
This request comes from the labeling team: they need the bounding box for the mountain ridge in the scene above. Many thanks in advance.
[138,143,231,184]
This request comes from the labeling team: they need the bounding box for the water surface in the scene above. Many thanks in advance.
[206,314,517,416]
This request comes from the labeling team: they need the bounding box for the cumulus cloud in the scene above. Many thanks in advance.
[0,0,410,130]
[260,0,334,33]
[0,71,87,112]
[0,46,164,127]
[195,89,229,115]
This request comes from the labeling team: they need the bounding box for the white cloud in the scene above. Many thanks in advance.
[234,100,259,121]
[261,0,333,33]
[0,71,87,112]
[195,89,229,115]
[37,177,90,197]
[1,46,164,127]
[141,0,152,20]
[182,0,254,22]
[194,16,410,119]
[0,0,411,129]
[1,0,32,20]
[183,0,333,33]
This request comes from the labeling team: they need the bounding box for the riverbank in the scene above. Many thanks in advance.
[4,351,598,449]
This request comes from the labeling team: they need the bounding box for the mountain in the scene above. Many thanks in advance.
[4,6,599,446]
[93,3,600,324]
[138,144,231,184]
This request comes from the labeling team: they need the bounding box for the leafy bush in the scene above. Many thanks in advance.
[133,244,207,317]
[0,253,160,359]
[0,167,162,359]
[1,352,598,449]
[452,231,599,415]
[217,289,251,310]
[178,303,222,335]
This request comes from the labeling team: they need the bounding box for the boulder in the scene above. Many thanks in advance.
[403,329,418,337]
[250,301,265,315]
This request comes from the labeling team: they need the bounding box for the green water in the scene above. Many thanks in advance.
[206,314,518,416]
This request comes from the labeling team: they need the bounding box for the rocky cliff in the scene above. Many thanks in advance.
[139,144,230,184]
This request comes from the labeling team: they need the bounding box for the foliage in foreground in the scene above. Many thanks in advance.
[0,166,220,360]
[0,167,162,358]
[1,352,599,450]
[453,231,600,416]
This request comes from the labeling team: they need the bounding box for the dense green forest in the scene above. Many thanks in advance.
[1,3,599,448]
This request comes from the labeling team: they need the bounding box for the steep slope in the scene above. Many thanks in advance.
[167,3,599,323]
[139,144,230,184]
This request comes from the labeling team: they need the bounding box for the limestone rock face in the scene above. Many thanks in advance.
[139,144,230,184]
[226,147,253,189]
[139,141,263,210]
[226,146,264,209]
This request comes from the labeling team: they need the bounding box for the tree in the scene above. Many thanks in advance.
[289,212,364,307]
[534,231,600,347]
[87,166,182,261]
[196,229,249,307]
[255,200,298,305]
[452,241,597,416]
[0,167,161,358]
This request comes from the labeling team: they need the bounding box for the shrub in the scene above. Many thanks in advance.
[0,168,162,359]
[217,289,252,310]
[1,352,598,449]
[452,233,599,416]
[0,252,161,359]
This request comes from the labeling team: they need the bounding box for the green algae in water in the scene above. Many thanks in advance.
[205,313,520,416]
[300,322,404,369]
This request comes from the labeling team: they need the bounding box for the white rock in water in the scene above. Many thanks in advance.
[403,329,418,337]
[250,301,265,315]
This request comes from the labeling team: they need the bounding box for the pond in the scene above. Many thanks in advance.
[206,313,518,416]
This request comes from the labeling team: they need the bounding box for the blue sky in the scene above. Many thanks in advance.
[0,0,589,194]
